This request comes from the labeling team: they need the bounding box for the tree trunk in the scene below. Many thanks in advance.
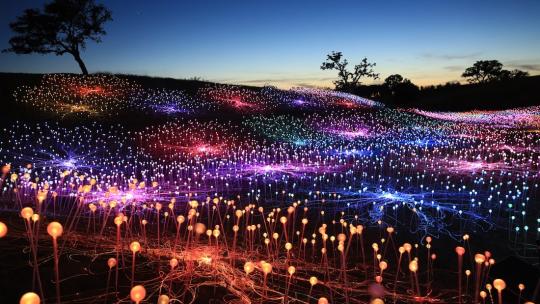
[72,52,89,75]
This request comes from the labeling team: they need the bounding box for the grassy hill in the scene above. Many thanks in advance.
[1,72,539,115]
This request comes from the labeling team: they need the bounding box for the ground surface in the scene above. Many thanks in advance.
[0,74,539,303]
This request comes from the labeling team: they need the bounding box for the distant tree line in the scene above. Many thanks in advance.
[321,52,532,109]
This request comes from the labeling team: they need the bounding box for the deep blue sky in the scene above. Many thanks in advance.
[1,0,539,88]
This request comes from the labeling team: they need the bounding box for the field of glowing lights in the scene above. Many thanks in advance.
[1,74,540,304]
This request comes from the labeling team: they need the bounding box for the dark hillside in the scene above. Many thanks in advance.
[351,75,540,111]
[2,73,539,116]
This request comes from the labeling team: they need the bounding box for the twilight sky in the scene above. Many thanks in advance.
[1,0,539,88]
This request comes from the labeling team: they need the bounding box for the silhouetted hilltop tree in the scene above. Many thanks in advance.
[462,60,528,83]
[378,74,419,105]
[462,60,503,83]
[498,69,530,81]
[393,79,419,104]
[444,81,461,87]
[510,69,529,79]
[3,0,112,75]
[383,74,404,91]
[321,51,379,91]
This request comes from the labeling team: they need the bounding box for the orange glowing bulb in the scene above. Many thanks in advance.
[244,261,255,274]
[318,297,329,304]
[130,285,146,304]
[287,206,294,214]
[493,279,506,291]
[21,207,34,220]
[409,260,418,272]
[480,291,487,299]
[114,216,123,226]
[107,258,117,269]
[261,261,272,274]
[309,276,318,286]
[194,223,206,235]
[285,242,292,251]
[1,164,10,174]
[47,221,63,238]
[287,265,296,276]
[455,246,465,255]
[0,221,7,238]
[403,243,412,252]
[130,241,141,253]
[19,292,40,304]
[474,254,486,264]
[157,295,170,304]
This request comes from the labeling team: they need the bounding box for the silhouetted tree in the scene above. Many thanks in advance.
[384,74,404,91]
[498,69,530,81]
[321,51,379,91]
[444,81,461,87]
[393,79,419,103]
[3,0,112,75]
[382,74,418,102]
[461,60,529,84]
[462,60,504,83]
[497,69,512,81]
[510,69,529,79]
